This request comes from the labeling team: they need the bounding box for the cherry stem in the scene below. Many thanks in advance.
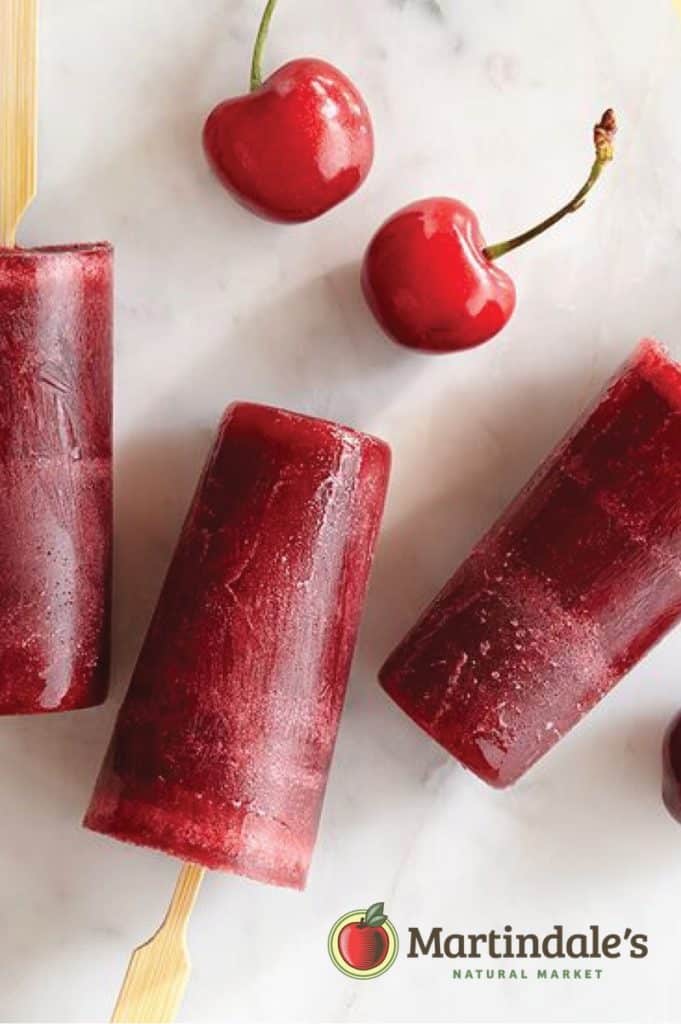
[250,0,279,91]
[483,109,617,262]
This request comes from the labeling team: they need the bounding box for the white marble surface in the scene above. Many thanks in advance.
[2,0,681,1021]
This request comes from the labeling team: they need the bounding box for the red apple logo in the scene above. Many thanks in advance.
[328,902,399,978]
[339,903,390,970]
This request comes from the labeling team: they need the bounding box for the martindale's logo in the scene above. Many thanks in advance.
[328,902,399,979]
[328,913,649,982]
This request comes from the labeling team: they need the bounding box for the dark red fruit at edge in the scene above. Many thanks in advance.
[663,710,681,823]
[339,921,389,971]
[203,58,374,223]
[361,197,516,354]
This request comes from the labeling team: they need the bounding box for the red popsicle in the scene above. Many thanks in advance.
[381,340,681,787]
[0,244,113,714]
[85,402,390,889]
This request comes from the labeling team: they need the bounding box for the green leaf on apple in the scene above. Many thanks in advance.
[364,902,388,927]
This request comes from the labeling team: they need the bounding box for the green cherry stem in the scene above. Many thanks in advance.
[483,108,617,262]
[250,0,279,91]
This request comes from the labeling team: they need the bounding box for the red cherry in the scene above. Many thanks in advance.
[362,197,516,353]
[362,109,617,354]
[339,921,389,971]
[663,710,681,823]
[203,1,373,223]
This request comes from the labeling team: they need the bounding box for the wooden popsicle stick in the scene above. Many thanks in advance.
[110,863,206,1024]
[0,0,38,248]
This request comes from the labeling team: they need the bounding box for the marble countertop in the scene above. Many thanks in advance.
[3,1,681,1021]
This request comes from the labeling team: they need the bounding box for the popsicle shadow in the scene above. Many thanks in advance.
[112,425,215,697]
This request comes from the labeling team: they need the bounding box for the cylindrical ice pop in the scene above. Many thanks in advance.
[381,340,681,787]
[85,402,390,889]
[0,244,113,714]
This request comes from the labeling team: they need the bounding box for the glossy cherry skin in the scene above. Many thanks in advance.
[663,710,681,823]
[339,922,389,971]
[203,58,373,223]
[361,197,517,353]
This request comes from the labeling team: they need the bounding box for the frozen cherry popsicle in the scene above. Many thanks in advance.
[381,339,681,787]
[0,244,113,714]
[85,403,390,889]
